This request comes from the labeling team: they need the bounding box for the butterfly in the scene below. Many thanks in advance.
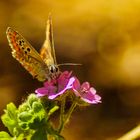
[6,16,60,82]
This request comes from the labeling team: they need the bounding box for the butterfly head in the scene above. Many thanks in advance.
[48,64,60,79]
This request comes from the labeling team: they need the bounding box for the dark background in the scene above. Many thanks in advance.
[0,0,140,139]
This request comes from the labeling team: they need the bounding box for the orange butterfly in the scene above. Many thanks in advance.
[6,16,60,81]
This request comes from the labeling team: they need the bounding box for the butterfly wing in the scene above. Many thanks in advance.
[40,15,57,65]
[6,27,49,81]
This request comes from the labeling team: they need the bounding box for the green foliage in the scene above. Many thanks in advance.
[0,131,12,140]
[31,128,47,140]
[0,92,82,140]
[0,94,60,140]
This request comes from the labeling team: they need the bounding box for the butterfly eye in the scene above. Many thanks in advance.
[50,67,54,73]
[55,67,58,72]
[50,66,58,73]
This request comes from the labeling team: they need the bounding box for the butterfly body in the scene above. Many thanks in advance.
[6,17,60,81]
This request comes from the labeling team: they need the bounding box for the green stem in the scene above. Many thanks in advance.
[48,105,59,117]
[58,97,66,133]
[117,125,140,140]
[65,99,77,124]
[58,98,77,134]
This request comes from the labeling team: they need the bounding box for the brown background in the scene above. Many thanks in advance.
[0,0,140,139]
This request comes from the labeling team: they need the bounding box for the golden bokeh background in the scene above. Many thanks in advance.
[1,0,140,139]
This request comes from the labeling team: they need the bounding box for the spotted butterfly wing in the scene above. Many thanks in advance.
[6,27,49,81]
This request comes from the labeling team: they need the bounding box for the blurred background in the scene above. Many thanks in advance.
[0,0,140,139]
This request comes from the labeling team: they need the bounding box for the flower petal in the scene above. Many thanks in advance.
[81,87,101,104]
[48,77,76,99]
[35,87,49,97]
[58,71,72,90]
[81,82,90,90]
[44,80,56,87]
[72,77,81,90]
[35,86,57,97]
[58,71,72,80]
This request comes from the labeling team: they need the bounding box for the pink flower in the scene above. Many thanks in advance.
[72,78,101,104]
[35,71,101,104]
[35,71,75,99]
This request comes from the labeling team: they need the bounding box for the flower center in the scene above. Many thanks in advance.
[81,87,88,95]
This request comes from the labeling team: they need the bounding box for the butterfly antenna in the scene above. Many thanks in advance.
[58,63,82,66]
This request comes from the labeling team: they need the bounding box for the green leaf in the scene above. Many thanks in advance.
[28,94,38,107]
[29,118,45,130]
[1,103,18,136]
[18,112,33,122]
[0,131,12,140]
[32,102,43,113]
[18,103,30,113]
[18,122,29,130]
[31,129,47,140]
[0,94,61,139]
[2,103,17,123]
[1,114,15,127]
[40,97,57,111]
